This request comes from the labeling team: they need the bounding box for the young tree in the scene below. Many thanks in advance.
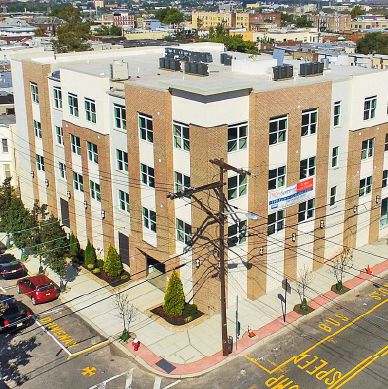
[351,5,365,19]
[332,247,353,292]
[164,270,185,317]
[53,22,91,53]
[69,232,80,260]
[103,245,123,277]
[114,293,137,341]
[296,265,313,312]
[0,178,14,230]
[29,202,48,272]
[84,240,96,266]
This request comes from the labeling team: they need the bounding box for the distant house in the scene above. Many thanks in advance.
[30,16,64,36]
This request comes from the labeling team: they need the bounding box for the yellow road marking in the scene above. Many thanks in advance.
[67,340,110,360]
[244,298,388,374]
[81,366,97,376]
[328,344,388,389]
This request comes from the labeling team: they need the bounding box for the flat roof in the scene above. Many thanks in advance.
[12,43,386,96]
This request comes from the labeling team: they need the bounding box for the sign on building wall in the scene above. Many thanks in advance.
[269,178,314,210]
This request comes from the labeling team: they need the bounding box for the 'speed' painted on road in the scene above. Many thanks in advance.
[39,316,79,349]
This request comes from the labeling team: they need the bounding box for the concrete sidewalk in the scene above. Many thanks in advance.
[11,239,388,377]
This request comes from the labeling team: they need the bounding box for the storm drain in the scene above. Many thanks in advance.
[156,358,176,373]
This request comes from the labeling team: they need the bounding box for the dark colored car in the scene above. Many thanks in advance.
[0,255,25,280]
[17,275,60,305]
[0,295,33,333]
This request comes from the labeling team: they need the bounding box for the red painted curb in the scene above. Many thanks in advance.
[125,259,388,376]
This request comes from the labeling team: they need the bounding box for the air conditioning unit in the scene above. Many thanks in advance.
[110,60,129,81]
[272,64,293,81]
[300,61,324,77]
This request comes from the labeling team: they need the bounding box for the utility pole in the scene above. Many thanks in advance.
[167,158,250,356]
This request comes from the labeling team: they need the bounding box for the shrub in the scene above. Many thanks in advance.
[103,245,123,277]
[84,240,96,266]
[69,233,80,259]
[187,304,197,316]
[97,259,104,269]
[163,270,185,317]
[184,316,193,324]
[92,268,100,274]
[87,263,94,270]
[120,274,129,281]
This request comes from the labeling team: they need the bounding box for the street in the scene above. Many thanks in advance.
[177,278,388,389]
[0,276,179,389]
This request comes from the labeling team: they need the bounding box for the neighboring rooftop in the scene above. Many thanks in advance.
[0,114,15,125]
[11,43,387,96]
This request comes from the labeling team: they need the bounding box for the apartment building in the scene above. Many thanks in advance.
[307,13,351,33]
[11,43,388,315]
[351,15,388,31]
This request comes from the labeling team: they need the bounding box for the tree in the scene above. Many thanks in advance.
[351,5,365,19]
[69,233,80,259]
[296,265,313,312]
[114,293,137,341]
[332,247,353,292]
[0,178,15,231]
[94,24,122,36]
[163,270,185,317]
[29,202,48,272]
[357,32,388,55]
[295,15,313,28]
[53,22,91,53]
[84,240,96,266]
[155,8,184,26]
[103,245,123,277]
[51,4,82,24]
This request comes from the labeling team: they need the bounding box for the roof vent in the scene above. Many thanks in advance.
[110,60,129,81]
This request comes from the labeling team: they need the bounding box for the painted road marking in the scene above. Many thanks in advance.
[38,316,79,349]
[153,376,162,389]
[162,380,182,389]
[39,307,64,316]
[318,313,349,333]
[125,368,134,389]
[245,297,388,376]
[368,284,388,301]
[67,339,110,360]
[82,367,97,377]
[0,286,6,293]
[88,369,134,389]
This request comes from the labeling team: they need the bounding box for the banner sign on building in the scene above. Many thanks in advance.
[269,178,314,210]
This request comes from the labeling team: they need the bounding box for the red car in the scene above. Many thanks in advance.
[16,275,60,305]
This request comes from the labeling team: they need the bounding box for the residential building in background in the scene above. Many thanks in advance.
[351,15,388,31]
[113,12,135,29]
[308,13,351,33]
[10,43,388,315]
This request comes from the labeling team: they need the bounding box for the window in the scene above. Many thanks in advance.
[300,157,316,179]
[383,170,388,188]
[228,122,248,152]
[118,190,130,212]
[267,210,285,235]
[139,113,153,142]
[33,120,42,138]
[332,146,339,167]
[269,115,287,145]
[173,122,190,151]
[55,126,63,145]
[268,166,286,190]
[361,138,374,160]
[140,163,155,188]
[174,171,191,193]
[85,98,96,123]
[363,96,376,120]
[53,87,62,109]
[116,149,128,172]
[381,197,388,229]
[87,142,98,163]
[58,162,66,179]
[385,134,388,152]
[68,93,79,117]
[301,109,318,136]
[176,218,192,244]
[228,221,247,247]
[90,180,101,202]
[36,154,44,171]
[143,207,156,232]
[333,101,341,126]
[228,174,248,200]
[114,104,126,130]
[71,134,81,155]
[1,138,8,153]
[298,199,315,222]
[30,82,39,103]
[4,164,10,178]
[359,176,372,197]
[330,186,336,206]
[73,172,84,192]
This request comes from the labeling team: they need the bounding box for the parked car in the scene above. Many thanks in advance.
[0,295,33,333]
[0,255,25,280]
[16,275,60,305]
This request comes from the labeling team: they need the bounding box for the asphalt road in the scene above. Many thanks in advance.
[0,276,179,389]
[177,277,388,389]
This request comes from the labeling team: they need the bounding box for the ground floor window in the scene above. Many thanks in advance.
[380,197,388,229]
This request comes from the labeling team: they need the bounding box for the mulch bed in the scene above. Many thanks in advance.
[151,303,204,326]
[331,284,350,295]
[81,264,130,287]
[293,303,314,315]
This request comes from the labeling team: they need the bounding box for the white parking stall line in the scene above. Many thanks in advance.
[88,370,133,389]
[162,381,181,389]
[39,307,64,316]
[3,285,16,290]
[125,368,135,389]
[0,286,6,293]
[35,318,72,356]
[153,376,162,389]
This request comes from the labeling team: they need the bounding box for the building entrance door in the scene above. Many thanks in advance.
[146,255,166,292]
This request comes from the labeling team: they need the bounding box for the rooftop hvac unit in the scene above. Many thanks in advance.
[224,55,232,66]
[272,64,293,81]
[198,63,208,76]
[300,61,324,77]
[110,60,129,81]
[190,62,198,74]
[170,59,181,71]
[159,57,165,69]
[220,52,227,64]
